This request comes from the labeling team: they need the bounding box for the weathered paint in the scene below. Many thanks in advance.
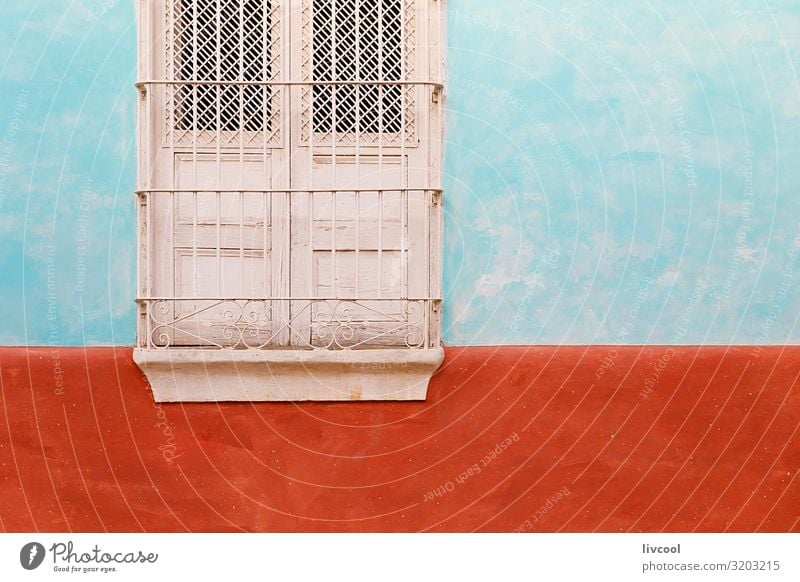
[1,2,799,345]
[0,1,137,346]
[0,345,798,531]
[442,1,800,345]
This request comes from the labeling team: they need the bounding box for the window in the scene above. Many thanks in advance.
[135,0,445,401]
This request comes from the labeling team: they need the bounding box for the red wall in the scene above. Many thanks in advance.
[1,346,798,532]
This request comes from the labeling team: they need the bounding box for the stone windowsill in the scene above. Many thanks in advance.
[134,347,445,402]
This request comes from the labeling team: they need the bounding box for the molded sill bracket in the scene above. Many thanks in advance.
[133,348,445,402]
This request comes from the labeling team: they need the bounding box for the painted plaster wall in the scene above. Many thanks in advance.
[444,0,800,345]
[0,1,136,346]
[0,1,798,346]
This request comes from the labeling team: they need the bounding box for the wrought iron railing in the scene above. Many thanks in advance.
[135,188,442,350]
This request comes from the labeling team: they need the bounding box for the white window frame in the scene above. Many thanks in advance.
[133,0,445,401]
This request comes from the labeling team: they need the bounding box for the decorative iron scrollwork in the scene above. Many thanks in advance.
[142,298,432,350]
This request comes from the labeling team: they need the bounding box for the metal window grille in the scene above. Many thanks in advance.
[167,0,283,146]
[311,0,403,134]
[176,0,272,132]
[137,0,443,351]
[300,0,418,145]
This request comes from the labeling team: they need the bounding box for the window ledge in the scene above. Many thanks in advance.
[134,348,445,402]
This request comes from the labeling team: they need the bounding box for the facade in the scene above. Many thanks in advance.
[3,2,800,348]
[1,1,799,533]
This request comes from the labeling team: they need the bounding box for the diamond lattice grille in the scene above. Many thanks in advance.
[311,0,404,134]
[172,0,278,142]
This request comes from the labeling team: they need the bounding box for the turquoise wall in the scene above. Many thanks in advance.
[443,0,800,345]
[0,1,137,346]
[1,1,799,346]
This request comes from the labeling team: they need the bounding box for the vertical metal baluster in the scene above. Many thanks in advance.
[191,0,199,305]
[216,0,222,299]
[355,185,360,300]
[142,0,149,304]
[217,189,222,296]
[193,190,199,297]
[353,182,360,306]
[169,191,176,340]
[308,2,315,319]
[144,0,153,345]
[426,188,431,348]
[145,4,155,347]
[268,2,277,310]
[167,0,176,329]
[377,0,384,301]
[240,189,245,299]
[146,193,152,347]
[239,0,245,298]
[378,188,383,300]
[401,186,407,301]
[436,0,444,346]
[400,0,407,304]
[331,1,338,300]
[262,188,273,297]
[354,0,361,302]
[308,188,313,302]
[307,14,314,328]
[138,0,144,345]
